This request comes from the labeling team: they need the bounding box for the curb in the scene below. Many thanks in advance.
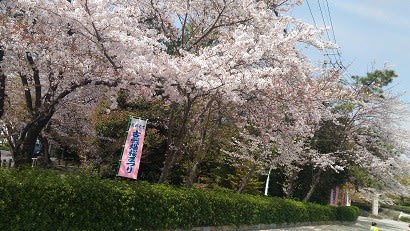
[167,221,356,231]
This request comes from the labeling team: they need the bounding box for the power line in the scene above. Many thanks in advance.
[303,0,351,77]
[316,0,346,72]
[322,0,345,71]
[306,0,331,68]
[317,0,339,69]
[317,0,332,43]
[306,0,333,68]
[306,0,318,28]
[324,0,337,44]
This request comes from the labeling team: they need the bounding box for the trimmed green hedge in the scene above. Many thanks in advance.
[382,204,410,214]
[0,169,358,230]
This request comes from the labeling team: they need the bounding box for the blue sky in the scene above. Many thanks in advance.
[290,0,410,129]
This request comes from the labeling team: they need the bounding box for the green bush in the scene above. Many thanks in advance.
[383,204,410,214]
[335,205,360,221]
[399,216,410,223]
[0,169,358,230]
[351,200,371,212]
[307,202,335,221]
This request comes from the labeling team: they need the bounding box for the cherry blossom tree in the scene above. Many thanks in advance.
[131,0,343,182]
[342,70,410,187]
[221,66,408,199]
[57,0,341,185]
[0,0,125,164]
[294,69,410,201]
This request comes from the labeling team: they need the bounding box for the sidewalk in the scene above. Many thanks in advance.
[262,216,409,231]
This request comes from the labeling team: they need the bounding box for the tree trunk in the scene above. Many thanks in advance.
[283,169,299,198]
[0,45,5,118]
[158,103,177,183]
[158,150,178,183]
[185,99,214,186]
[159,97,194,183]
[303,170,322,202]
[13,111,54,167]
[14,130,41,166]
[186,163,198,186]
[186,155,202,186]
[237,163,257,193]
[38,134,51,166]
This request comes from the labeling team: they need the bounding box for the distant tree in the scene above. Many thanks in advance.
[352,69,397,95]
[298,118,352,202]
[298,69,408,202]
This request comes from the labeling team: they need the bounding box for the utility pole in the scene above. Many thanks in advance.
[264,167,272,196]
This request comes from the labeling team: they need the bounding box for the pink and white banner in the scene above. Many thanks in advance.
[117,118,147,179]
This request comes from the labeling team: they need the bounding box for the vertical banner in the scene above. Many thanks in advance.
[117,118,147,179]
[330,186,339,206]
[330,188,335,205]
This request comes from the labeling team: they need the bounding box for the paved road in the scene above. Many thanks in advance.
[262,216,409,231]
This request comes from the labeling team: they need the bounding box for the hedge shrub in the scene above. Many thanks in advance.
[383,204,410,214]
[334,205,360,221]
[399,216,410,222]
[0,169,358,230]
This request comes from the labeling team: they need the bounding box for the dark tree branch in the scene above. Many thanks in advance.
[26,52,42,109]
[189,3,227,49]
[19,72,34,113]
[83,0,121,69]
[53,79,92,106]
[94,79,118,87]
[43,72,60,105]
[189,6,251,51]
[0,46,6,118]
[150,0,170,37]
[179,0,189,48]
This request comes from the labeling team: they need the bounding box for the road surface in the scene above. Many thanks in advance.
[263,216,409,231]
